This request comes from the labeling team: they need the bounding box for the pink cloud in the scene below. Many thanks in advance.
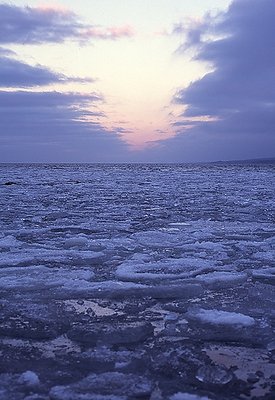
[153,29,169,37]
[108,25,134,38]
[83,25,135,40]
[36,4,74,16]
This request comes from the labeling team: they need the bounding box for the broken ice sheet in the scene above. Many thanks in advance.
[1,163,275,399]
[49,372,152,399]
[0,266,94,292]
[67,321,154,346]
[0,335,81,359]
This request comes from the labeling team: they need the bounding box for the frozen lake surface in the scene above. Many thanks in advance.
[0,162,275,399]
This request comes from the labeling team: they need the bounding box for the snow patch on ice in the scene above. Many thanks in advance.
[64,300,123,316]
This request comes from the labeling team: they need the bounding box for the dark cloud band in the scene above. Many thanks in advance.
[0,55,93,88]
[0,90,128,162]
[157,0,275,162]
[0,4,134,45]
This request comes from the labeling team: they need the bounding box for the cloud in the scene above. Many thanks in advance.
[0,90,129,162]
[172,17,209,50]
[0,4,134,44]
[0,4,134,162]
[149,0,275,162]
[82,25,135,40]
[176,0,275,118]
[0,47,16,56]
[0,54,92,88]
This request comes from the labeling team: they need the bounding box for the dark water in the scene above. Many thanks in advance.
[0,163,274,399]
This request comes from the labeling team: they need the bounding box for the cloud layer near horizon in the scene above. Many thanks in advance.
[0,90,129,162]
[0,3,131,162]
[0,52,93,87]
[145,0,275,162]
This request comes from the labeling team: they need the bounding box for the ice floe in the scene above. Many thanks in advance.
[0,266,94,291]
[116,257,214,282]
[187,308,255,326]
[195,271,247,288]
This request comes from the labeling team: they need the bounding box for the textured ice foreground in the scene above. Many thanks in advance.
[0,162,275,399]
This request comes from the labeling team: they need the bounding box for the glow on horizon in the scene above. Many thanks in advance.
[9,0,231,149]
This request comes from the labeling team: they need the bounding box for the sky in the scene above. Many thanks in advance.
[0,0,274,163]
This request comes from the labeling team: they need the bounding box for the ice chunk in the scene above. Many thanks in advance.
[0,235,20,249]
[196,271,247,288]
[116,257,213,282]
[187,308,255,327]
[170,394,211,400]
[18,371,40,387]
[196,365,233,384]
[64,236,89,249]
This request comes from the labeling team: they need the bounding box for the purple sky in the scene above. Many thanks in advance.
[0,0,274,162]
